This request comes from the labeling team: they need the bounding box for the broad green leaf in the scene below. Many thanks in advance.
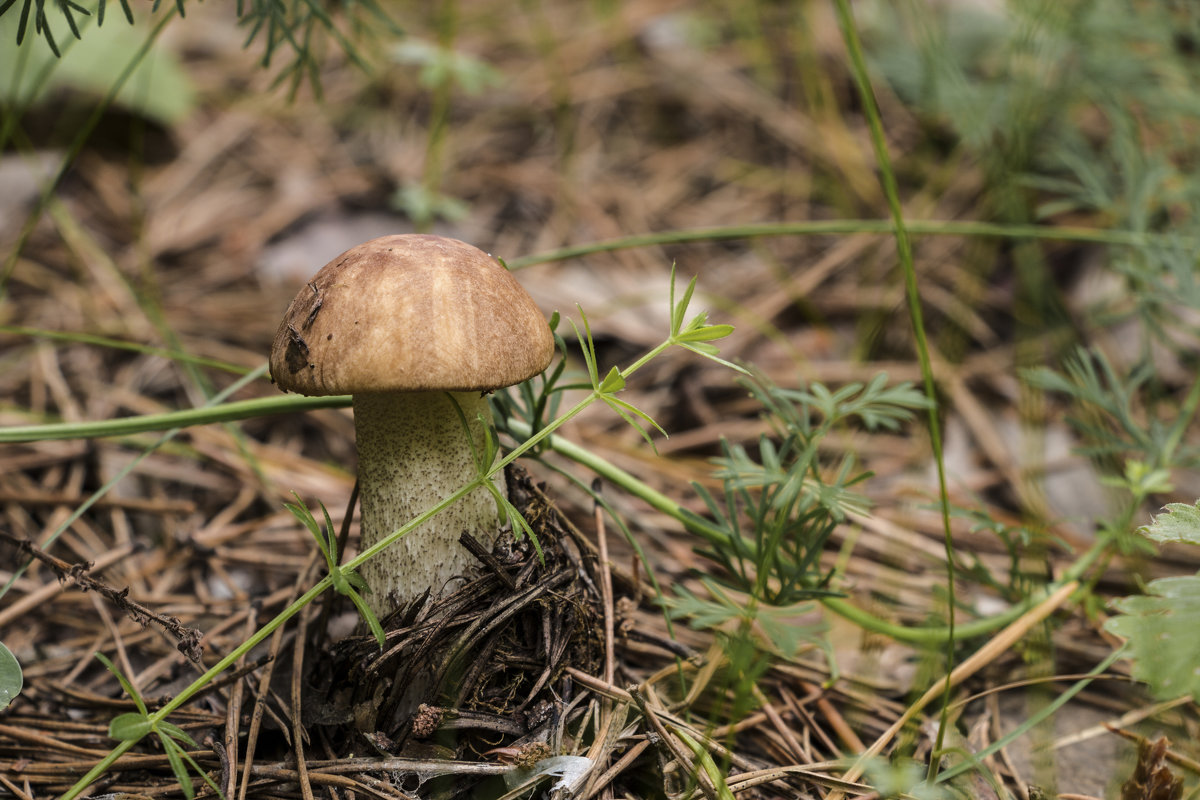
[0,9,194,125]
[1105,574,1200,699]
[1139,502,1200,546]
[0,643,20,711]
[109,711,153,741]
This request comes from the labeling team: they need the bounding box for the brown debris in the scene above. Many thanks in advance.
[1119,736,1184,800]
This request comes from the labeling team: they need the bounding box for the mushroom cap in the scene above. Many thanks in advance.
[269,234,555,396]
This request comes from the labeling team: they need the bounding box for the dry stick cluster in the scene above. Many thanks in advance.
[0,530,203,662]
[0,460,1055,798]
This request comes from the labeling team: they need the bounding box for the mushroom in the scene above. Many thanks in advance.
[269,234,554,617]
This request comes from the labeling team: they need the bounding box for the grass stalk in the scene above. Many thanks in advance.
[833,0,956,778]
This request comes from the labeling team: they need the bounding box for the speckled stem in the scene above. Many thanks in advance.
[352,390,503,617]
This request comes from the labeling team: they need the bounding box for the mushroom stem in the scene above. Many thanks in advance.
[352,390,504,616]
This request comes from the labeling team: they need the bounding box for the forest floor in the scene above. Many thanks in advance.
[2,1,1198,799]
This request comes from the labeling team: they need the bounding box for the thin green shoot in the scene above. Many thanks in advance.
[833,0,956,780]
[95,652,224,800]
[504,219,1192,271]
[284,493,384,648]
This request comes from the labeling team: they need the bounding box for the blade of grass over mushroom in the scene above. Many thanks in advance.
[504,220,1191,270]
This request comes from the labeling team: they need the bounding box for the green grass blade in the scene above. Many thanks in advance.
[833,0,956,777]
[0,390,348,442]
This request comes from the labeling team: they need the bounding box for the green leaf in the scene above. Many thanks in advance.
[285,494,384,648]
[568,312,601,387]
[672,727,736,800]
[109,711,153,741]
[94,651,148,715]
[177,739,226,799]
[345,571,369,592]
[598,366,625,394]
[0,8,195,124]
[158,720,199,748]
[664,584,744,630]
[161,732,194,800]
[676,323,734,343]
[680,343,748,374]
[601,394,667,446]
[1139,502,1200,546]
[754,601,827,659]
[347,590,386,648]
[668,263,691,334]
[1105,574,1200,699]
[0,642,21,711]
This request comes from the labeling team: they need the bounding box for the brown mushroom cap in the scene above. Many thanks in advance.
[270,235,555,396]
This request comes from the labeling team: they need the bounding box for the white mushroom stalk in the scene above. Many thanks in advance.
[270,235,554,617]
[352,390,499,614]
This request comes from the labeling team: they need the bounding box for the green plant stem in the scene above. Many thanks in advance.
[56,325,677,799]
[0,394,351,442]
[833,0,958,779]
[0,325,252,374]
[12,387,1106,646]
[503,419,1107,644]
[0,365,272,607]
[504,220,1191,270]
[59,578,333,800]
